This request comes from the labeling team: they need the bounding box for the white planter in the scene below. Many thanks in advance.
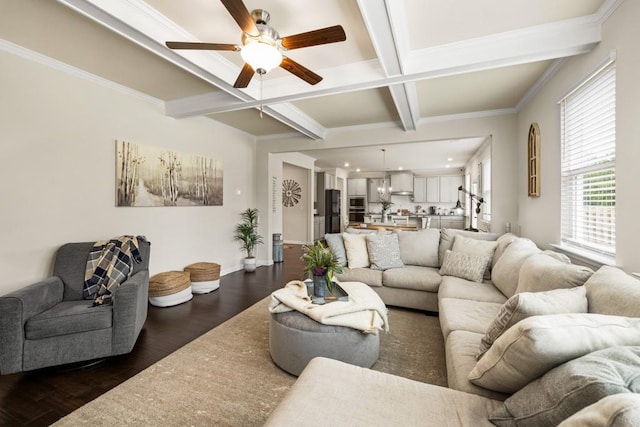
[244,257,257,272]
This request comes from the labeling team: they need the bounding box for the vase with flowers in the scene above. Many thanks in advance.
[380,197,393,223]
[301,241,343,299]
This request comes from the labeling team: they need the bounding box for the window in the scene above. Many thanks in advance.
[560,61,616,258]
[481,158,491,221]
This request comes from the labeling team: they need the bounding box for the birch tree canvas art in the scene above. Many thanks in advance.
[116,140,223,207]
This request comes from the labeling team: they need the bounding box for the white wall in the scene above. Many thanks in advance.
[517,0,640,272]
[0,49,257,295]
[262,152,316,260]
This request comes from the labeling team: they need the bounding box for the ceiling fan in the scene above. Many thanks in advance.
[165,0,347,89]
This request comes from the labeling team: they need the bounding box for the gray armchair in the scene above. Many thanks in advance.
[0,240,150,374]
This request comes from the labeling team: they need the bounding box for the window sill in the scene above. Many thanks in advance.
[549,244,619,270]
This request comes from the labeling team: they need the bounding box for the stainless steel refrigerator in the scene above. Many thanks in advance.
[325,189,341,234]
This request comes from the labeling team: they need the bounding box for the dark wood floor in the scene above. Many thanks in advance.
[0,245,307,427]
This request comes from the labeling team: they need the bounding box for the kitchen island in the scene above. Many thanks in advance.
[357,214,466,230]
[349,222,419,231]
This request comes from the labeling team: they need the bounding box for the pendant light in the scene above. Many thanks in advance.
[377,149,392,196]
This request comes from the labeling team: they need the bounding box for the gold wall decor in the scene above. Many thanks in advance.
[282,179,302,207]
[527,123,541,197]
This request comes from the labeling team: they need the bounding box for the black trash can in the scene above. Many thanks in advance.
[273,233,283,263]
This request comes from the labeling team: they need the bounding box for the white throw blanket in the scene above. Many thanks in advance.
[268,281,389,334]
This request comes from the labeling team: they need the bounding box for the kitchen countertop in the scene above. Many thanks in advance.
[366,213,465,218]
[349,223,418,231]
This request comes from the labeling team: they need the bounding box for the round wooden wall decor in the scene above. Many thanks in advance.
[282,179,302,207]
[528,123,541,197]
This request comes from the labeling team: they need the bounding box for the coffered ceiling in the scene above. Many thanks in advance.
[0,0,615,171]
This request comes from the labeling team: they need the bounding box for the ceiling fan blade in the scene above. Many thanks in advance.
[280,25,346,50]
[233,63,255,88]
[166,41,239,51]
[280,57,322,85]
[220,0,259,36]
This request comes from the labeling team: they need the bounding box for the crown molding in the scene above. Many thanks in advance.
[419,108,517,126]
[515,58,567,112]
[596,0,625,24]
[0,39,162,107]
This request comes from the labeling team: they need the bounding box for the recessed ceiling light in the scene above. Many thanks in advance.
[356,168,361,172]
[398,166,403,170]
[447,157,453,162]
[344,162,350,167]
[445,165,451,168]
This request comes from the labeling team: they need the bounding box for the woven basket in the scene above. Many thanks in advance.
[149,271,191,297]
[184,262,221,282]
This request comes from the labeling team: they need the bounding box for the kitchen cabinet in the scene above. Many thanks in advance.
[347,178,367,196]
[324,173,335,190]
[313,216,325,241]
[428,217,441,230]
[412,177,426,203]
[426,177,440,203]
[368,178,382,203]
[439,176,464,203]
[424,175,464,203]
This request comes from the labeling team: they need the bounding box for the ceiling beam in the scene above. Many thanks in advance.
[356,0,418,131]
[60,0,603,139]
[166,13,601,119]
[58,0,328,140]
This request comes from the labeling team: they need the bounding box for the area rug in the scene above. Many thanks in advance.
[54,298,447,426]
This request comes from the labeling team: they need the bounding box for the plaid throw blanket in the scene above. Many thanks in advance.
[83,235,144,306]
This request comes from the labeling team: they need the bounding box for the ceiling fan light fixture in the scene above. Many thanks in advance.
[241,40,282,74]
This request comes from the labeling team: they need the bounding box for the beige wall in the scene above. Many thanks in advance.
[517,0,640,272]
[0,49,256,295]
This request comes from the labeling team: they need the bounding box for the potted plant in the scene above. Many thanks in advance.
[301,241,343,298]
[233,208,263,272]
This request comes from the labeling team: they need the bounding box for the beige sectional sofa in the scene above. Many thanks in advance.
[266,230,640,426]
[330,228,502,311]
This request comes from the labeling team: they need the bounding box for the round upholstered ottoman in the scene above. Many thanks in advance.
[269,310,380,376]
[148,271,193,307]
[184,262,221,294]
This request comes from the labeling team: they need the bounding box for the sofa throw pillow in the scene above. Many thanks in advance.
[395,228,440,267]
[490,239,541,299]
[490,346,640,427]
[439,250,490,283]
[452,235,499,279]
[438,229,500,266]
[515,253,593,294]
[477,287,588,360]
[585,265,640,317]
[468,313,640,394]
[558,393,640,427]
[345,227,377,235]
[324,233,347,267]
[366,234,404,271]
[342,232,370,269]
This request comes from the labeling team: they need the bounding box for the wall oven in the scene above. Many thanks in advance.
[348,197,366,223]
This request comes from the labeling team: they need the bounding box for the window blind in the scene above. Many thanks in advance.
[560,61,616,257]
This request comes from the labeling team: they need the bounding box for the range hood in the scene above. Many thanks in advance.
[390,172,414,195]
